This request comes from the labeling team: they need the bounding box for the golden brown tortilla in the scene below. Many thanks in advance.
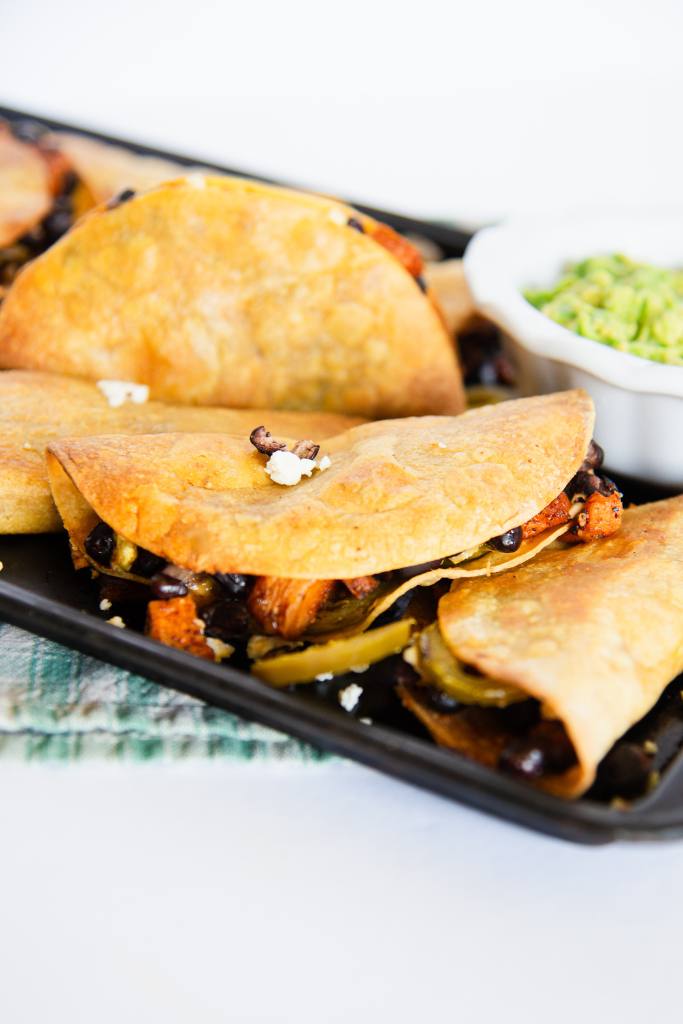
[430,497,683,797]
[0,370,362,534]
[0,175,463,417]
[48,131,191,203]
[45,390,593,578]
[0,124,51,247]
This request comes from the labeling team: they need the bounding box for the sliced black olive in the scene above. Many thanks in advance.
[499,720,577,780]
[151,574,189,599]
[215,573,249,597]
[487,526,523,554]
[347,217,365,233]
[131,548,166,578]
[84,522,115,567]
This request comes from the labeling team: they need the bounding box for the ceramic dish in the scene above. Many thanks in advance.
[464,212,683,486]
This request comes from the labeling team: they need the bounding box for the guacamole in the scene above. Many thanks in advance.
[525,253,683,365]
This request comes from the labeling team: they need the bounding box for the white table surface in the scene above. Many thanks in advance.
[2,3,683,1020]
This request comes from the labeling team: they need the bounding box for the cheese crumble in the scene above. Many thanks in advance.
[97,380,150,408]
[265,450,331,487]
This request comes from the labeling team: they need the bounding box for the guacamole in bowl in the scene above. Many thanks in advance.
[525,254,683,366]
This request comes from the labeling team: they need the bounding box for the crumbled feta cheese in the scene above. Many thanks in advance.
[315,672,334,682]
[338,682,363,712]
[99,598,112,612]
[206,637,234,662]
[184,173,206,189]
[107,615,126,628]
[328,207,347,225]
[437,441,447,449]
[265,449,314,486]
[97,380,149,408]
[318,454,331,471]
[265,449,331,487]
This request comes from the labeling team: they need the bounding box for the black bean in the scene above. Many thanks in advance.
[499,720,576,780]
[215,573,249,597]
[347,217,365,233]
[152,576,188,599]
[202,599,250,641]
[84,522,115,567]
[107,188,136,210]
[593,743,653,799]
[415,275,427,293]
[151,574,189,599]
[42,208,73,244]
[566,470,618,499]
[582,440,604,471]
[9,119,47,144]
[394,558,444,581]
[371,591,414,628]
[131,548,166,578]
[422,685,460,713]
[488,526,523,553]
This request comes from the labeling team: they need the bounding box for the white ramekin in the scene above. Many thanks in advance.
[463,212,683,486]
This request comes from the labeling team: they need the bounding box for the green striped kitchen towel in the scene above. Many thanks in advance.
[0,620,328,761]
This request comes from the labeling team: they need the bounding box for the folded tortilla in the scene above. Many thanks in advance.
[45,390,593,579]
[0,124,51,247]
[0,175,463,418]
[408,497,683,798]
[0,370,362,534]
[48,131,191,203]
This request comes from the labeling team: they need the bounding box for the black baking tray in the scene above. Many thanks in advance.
[2,104,683,845]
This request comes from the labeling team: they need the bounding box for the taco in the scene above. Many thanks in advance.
[399,498,683,798]
[0,175,464,418]
[0,370,362,534]
[44,390,621,676]
[48,131,190,204]
[0,121,95,293]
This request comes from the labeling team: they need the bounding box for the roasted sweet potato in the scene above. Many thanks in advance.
[522,492,572,540]
[367,222,424,278]
[570,491,623,542]
[146,594,214,658]
[248,577,335,638]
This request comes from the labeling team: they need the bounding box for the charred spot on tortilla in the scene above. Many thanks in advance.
[415,275,428,294]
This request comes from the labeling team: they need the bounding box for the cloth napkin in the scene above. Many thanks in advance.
[0,620,328,761]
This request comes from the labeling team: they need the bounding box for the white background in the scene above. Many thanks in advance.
[3,2,683,1021]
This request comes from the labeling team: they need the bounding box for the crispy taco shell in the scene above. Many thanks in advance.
[48,131,190,203]
[45,390,593,578]
[0,370,361,534]
[0,124,51,247]
[426,497,683,797]
[0,175,463,418]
